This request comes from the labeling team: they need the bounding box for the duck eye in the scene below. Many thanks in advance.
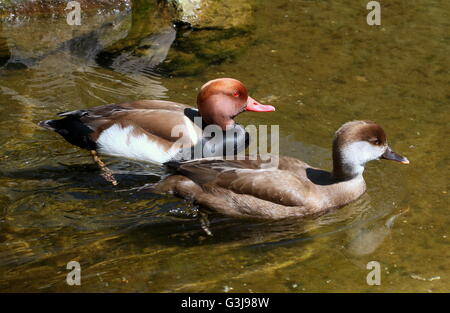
[232,92,239,97]
[369,138,380,145]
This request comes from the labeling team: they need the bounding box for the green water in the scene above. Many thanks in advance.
[0,0,448,292]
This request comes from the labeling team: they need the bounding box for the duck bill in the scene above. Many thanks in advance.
[245,96,275,112]
[381,147,410,164]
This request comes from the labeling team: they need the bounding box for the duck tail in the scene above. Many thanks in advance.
[37,116,96,150]
[38,119,58,131]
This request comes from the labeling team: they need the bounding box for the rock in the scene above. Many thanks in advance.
[100,26,177,74]
[155,0,255,76]
[96,0,174,70]
[166,0,252,30]
[159,26,251,76]
[0,0,132,67]
[0,0,255,77]
[0,0,177,74]
[99,0,256,76]
[0,28,10,67]
[0,0,130,19]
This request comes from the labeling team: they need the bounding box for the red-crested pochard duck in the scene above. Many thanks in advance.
[38,78,275,184]
[153,121,409,219]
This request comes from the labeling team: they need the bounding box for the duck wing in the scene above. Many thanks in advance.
[40,100,200,150]
[168,156,314,207]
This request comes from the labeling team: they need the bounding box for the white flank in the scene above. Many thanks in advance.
[96,124,177,164]
[182,115,200,145]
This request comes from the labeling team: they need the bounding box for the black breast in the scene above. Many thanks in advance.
[173,108,249,161]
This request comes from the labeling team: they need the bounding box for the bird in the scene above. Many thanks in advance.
[38,78,275,185]
[152,120,409,219]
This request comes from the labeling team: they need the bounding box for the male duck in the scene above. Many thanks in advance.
[39,78,275,184]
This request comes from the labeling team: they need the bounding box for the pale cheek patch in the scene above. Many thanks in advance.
[96,124,177,164]
[341,141,384,166]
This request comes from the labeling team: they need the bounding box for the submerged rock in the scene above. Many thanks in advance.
[0,27,10,67]
[155,0,254,76]
[95,0,176,73]
[0,0,131,19]
[1,0,255,76]
[98,0,255,76]
[99,26,177,74]
[0,0,132,68]
[158,26,251,76]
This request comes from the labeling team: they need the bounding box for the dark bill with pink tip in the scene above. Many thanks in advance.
[382,147,410,164]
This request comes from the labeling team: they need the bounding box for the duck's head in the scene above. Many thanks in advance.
[197,78,275,130]
[332,120,409,180]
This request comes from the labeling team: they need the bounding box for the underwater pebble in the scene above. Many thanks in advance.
[355,76,368,82]
[223,285,233,292]
[410,274,441,281]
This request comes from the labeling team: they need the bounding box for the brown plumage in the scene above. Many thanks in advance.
[153,121,409,219]
[38,78,275,165]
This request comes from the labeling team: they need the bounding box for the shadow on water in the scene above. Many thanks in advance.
[0,150,406,292]
[1,156,392,248]
[0,152,389,244]
[0,123,406,291]
[0,0,448,292]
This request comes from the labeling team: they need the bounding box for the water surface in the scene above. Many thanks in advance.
[0,0,448,292]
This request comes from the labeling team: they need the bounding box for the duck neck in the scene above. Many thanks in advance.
[327,172,367,208]
[185,108,235,130]
[332,145,365,181]
[202,115,235,131]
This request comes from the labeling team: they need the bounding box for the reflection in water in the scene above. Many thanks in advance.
[0,0,448,292]
[346,207,410,256]
[103,26,177,75]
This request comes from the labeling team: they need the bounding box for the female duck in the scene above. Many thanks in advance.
[154,120,409,219]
